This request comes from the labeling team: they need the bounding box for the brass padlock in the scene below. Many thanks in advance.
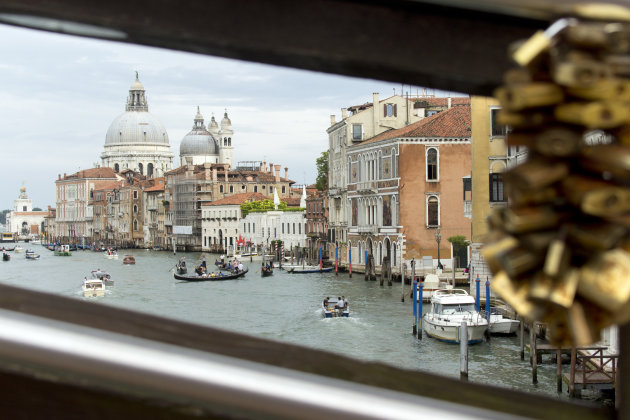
[495,83,564,111]
[491,271,543,321]
[553,57,611,87]
[505,158,569,189]
[555,100,630,129]
[503,206,562,234]
[507,184,558,207]
[562,175,630,216]
[497,109,549,129]
[567,221,628,251]
[566,78,630,101]
[499,248,543,278]
[543,234,571,278]
[480,234,519,274]
[567,300,602,346]
[577,249,630,311]
[581,144,630,181]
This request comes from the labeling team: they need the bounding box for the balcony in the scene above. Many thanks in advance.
[356,181,377,194]
[357,225,378,234]
[328,187,346,197]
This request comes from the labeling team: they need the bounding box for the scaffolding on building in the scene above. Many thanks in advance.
[235,161,262,171]
[171,174,201,251]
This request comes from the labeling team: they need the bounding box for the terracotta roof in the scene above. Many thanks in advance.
[409,97,470,107]
[284,197,303,207]
[203,192,269,206]
[364,105,471,144]
[63,167,118,180]
[93,181,122,191]
[144,177,165,192]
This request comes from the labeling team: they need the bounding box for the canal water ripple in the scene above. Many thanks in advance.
[1,245,580,401]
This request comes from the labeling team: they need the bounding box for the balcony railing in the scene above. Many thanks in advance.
[356,182,378,194]
[357,225,378,234]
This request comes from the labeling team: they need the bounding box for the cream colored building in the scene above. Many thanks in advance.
[470,96,508,280]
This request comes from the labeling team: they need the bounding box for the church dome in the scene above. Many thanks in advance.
[105,111,170,145]
[180,107,219,156]
[104,73,170,146]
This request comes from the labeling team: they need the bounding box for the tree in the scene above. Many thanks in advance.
[315,151,329,191]
[33,207,42,211]
[448,235,470,269]
[0,210,9,225]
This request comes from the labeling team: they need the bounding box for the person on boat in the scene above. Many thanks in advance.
[201,256,207,269]
[237,262,244,273]
[336,297,345,315]
[323,297,329,308]
[220,254,225,264]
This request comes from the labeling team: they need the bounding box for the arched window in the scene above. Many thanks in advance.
[114,163,119,173]
[138,163,143,175]
[147,163,154,177]
[133,205,138,214]
[133,219,138,231]
[228,137,231,146]
[220,185,224,193]
[427,148,438,181]
[427,196,439,227]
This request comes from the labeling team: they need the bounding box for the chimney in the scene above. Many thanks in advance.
[58,174,61,180]
[341,108,347,119]
[330,115,336,125]
[204,162,211,180]
[212,167,217,181]
[224,164,229,182]
[284,167,288,179]
[259,162,264,172]
[269,162,273,174]
[263,161,267,172]
[373,92,380,133]
[448,96,452,109]
[274,164,281,183]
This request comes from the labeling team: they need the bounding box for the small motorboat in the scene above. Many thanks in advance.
[489,313,520,335]
[104,249,118,259]
[414,273,453,302]
[30,239,41,245]
[91,270,114,286]
[54,244,72,256]
[25,250,40,260]
[287,265,333,274]
[122,255,136,265]
[174,267,249,282]
[82,277,105,297]
[322,297,349,318]
[423,289,488,344]
[14,246,25,253]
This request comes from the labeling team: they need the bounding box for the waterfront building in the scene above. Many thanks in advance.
[5,187,47,238]
[90,181,122,246]
[165,161,297,252]
[343,102,472,273]
[179,107,234,167]
[201,192,266,252]
[55,167,120,243]
[327,93,469,270]
[240,208,307,256]
[144,177,167,249]
[305,191,328,262]
[469,96,509,280]
[101,73,173,177]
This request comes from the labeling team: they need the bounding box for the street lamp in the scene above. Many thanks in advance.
[435,227,442,269]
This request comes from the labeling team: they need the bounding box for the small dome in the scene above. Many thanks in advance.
[19,186,26,193]
[221,111,231,129]
[130,71,145,91]
[105,111,170,145]
[180,108,218,156]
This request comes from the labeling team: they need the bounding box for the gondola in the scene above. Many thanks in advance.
[2,253,10,261]
[174,267,248,282]
[261,264,273,277]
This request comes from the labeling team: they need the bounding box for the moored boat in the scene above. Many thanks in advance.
[422,289,488,344]
[174,267,248,282]
[54,244,72,256]
[82,277,105,297]
[287,265,333,273]
[321,296,350,318]
[14,246,25,253]
[122,255,136,265]
[415,273,453,302]
[489,313,520,335]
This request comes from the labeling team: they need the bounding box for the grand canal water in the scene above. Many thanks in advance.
[1,243,579,402]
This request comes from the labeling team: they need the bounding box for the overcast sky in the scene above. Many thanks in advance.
[0,23,460,211]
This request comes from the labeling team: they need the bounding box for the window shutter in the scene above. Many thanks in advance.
[383,104,387,116]
[394,104,397,117]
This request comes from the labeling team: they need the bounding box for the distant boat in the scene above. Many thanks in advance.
[82,277,105,297]
[104,249,118,259]
[54,245,72,256]
[122,255,136,265]
[14,246,25,253]
[2,253,10,261]
[25,250,40,260]
[261,264,273,277]
[175,259,187,274]
[322,297,349,318]
[174,267,249,282]
[90,270,114,286]
[287,265,333,274]
[30,239,41,245]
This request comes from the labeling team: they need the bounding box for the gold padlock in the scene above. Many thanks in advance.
[566,78,630,101]
[480,234,519,274]
[505,158,569,189]
[503,206,562,234]
[497,109,549,129]
[581,144,630,181]
[562,175,630,216]
[491,271,543,321]
[543,235,571,278]
[495,83,564,111]
[507,184,558,207]
[555,100,630,129]
[567,222,628,251]
[499,248,543,278]
[577,249,630,311]
[567,300,602,347]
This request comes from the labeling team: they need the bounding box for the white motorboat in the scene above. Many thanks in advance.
[14,246,25,253]
[91,270,114,286]
[104,249,118,259]
[321,297,350,318]
[422,289,488,344]
[415,273,453,302]
[25,249,40,260]
[82,277,105,297]
[489,313,520,335]
[30,239,41,245]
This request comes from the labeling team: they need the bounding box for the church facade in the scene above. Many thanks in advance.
[6,187,47,238]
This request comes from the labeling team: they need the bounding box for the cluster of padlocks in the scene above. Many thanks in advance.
[483,15,630,346]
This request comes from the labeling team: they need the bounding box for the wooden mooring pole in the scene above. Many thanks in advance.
[531,323,538,384]
[412,276,417,335]
[520,318,525,361]
[556,349,562,393]
[460,321,468,381]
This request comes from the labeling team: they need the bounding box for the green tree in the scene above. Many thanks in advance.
[448,235,470,269]
[33,207,42,211]
[315,151,329,191]
[241,199,287,217]
[0,209,9,225]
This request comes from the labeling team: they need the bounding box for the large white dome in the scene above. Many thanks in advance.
[105,111,170,145]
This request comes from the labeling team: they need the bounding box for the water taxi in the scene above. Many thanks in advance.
[0,232,15,243]
[25,249,40,260]
[91,270,114,286]
[54,244,72,256]
[104,249,118,259]
[82,277,105,297]
[423,289,488,344]
[322,297,349,318]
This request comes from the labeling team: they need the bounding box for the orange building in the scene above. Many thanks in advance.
[345,102,472,271]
